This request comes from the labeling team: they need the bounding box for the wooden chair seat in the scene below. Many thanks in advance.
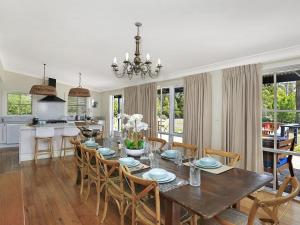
[203,208,263,225]
[137,197,191,225]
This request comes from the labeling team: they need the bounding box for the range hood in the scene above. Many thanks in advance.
[39,78,66,102]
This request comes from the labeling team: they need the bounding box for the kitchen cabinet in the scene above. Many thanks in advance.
[0,124,6,144]
[6,123,23,144]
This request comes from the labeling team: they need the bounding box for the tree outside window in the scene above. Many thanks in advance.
[7,93,32,115]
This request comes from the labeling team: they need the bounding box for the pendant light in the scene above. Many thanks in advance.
[68,73,91,97]
[30,64,56,96]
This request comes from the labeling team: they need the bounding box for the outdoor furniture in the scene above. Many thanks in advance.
[280,123,300,144]
[263,138,295,188]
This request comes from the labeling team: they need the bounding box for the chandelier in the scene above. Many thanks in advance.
[111,22,162,79]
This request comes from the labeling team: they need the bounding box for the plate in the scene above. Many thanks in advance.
[195,161,222,169]
[119,159,140,168]
[85,142,98,147]
[97,148,115,156]
[161,152,177,159]
[143,171,176,183]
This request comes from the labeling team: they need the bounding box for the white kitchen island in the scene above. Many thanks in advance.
[19,123,78,162]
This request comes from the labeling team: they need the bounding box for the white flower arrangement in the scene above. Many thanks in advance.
[118,113,148,150]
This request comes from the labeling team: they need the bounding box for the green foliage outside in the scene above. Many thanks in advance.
[7,93,32,115]
[262,82,297,123]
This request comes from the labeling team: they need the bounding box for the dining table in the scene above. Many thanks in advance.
[78,139,273,225]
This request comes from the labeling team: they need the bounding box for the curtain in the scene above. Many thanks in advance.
[124,83,157,137]
[222,64,263,173]
[124,86,138,115]
[138,83,157,137]
[183,73,212,157]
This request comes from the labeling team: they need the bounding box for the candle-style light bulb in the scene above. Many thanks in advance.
[125,52,129,61]
[157,58,161,65]
[146,53,150,61]
[113,57,117,64]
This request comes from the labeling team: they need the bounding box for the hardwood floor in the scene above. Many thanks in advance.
[0,149,300,225]
[0,147,19,173]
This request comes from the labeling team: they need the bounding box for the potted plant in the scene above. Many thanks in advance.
[119,114,148,156]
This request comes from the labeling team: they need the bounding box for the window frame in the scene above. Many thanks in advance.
[67,96,88,115]
[112,95,123,132]
[7,92,32,115]
[157,85,184,142]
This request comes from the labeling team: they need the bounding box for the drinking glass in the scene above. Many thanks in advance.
[140,142,150,161]
[149,149,159,168]
[189,160,201,186]
[175,151,183,166]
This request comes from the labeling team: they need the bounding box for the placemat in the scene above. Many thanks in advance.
[183,162,233,175]
[135,172,188,193]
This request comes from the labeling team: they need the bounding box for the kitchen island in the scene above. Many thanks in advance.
[19,123,78,162]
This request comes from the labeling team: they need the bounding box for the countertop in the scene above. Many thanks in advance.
[20,122,77,130]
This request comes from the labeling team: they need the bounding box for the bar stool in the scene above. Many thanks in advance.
[34,127,55,163]
[61,127,80,159]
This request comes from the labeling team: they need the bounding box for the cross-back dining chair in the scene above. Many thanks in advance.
[172,142,198,158]
[98,155,131,225]
[121,165,191,225]
[203,148,241,167]
[203,176,300,225]
[83,147,105,216]
[70,138,87,196]
[147,137,167,151]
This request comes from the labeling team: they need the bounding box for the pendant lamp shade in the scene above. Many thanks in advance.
[29,64,56,96]
[68,73,91,97]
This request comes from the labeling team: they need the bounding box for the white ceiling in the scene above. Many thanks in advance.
[1,0,300,92]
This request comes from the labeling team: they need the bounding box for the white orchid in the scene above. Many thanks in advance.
[136,121,148,132]
[130,114,143,121]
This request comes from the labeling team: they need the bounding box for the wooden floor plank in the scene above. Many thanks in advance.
[0,171,25,225]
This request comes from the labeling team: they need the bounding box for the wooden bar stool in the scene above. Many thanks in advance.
[34,127,55,163]
[61,127,80,159]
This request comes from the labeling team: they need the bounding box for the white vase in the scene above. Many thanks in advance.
[125,148,145,157]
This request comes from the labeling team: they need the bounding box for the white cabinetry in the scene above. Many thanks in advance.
[6,123,23,144]
[0,124,6,144]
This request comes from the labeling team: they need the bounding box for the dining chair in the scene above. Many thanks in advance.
[83,147,105,216]
[70,138,87,196]
[203,176,300,225]
[203,148,241,167]
[121,165,191,225]
[172,142,198,158]
[147,137,167,151]
[99,155,131,225]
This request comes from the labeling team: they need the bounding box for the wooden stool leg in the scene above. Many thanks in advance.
[63,137,67,159]
[50,138,53,159]
[60,137,64,158]
[34,138,38,164]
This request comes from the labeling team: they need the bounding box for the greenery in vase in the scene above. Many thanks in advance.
[119,114,148,150]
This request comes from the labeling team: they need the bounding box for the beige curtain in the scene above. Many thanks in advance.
[183,73,212,157]
[124,83,157,137]
[222,64,263,173]
[138,83,157,137]
[124,86,138,115]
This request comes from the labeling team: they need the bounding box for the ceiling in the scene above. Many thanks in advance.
[1,0,300,92]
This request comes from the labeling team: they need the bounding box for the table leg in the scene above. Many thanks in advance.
[281,126,285,138]
[294,128,298,144]
[164,198,181,225]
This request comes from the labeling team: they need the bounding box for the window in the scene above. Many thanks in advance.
[68,96,87,115]
[113,95,123,131]
[7,93,32,115]
[262,71,300,193]
[157,86,184,142]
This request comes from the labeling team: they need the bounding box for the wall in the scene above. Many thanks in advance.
[0,70,102,119]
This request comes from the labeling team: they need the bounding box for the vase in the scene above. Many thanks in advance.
[125,148,145,157]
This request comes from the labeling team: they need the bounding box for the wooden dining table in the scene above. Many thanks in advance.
[78,141,272,225]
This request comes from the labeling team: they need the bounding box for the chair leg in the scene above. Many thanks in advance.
[96,180,101,216]
[85,178,91,202]
[131,202,136,225]
[120,197,125,225]
[80,169,84,197]
[49,138,53,159]
[101,187,109,223]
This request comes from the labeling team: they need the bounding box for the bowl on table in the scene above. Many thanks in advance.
[98,147,115,156]
[162,150,178,159]
[198,157,217,166]
[119,157,140,167]
[148,168,168,180]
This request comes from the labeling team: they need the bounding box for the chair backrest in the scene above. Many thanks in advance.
[82,147,100,179]
[147,137,167,151]
[248,176,300,225]
[121,165,161,225]
[70,138,83,166]
[36,127,55,138]
[203,148,241,167]
[172,142,198,158]
[98,155,122,190]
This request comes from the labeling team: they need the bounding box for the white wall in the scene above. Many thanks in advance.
[0,69,102,118]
